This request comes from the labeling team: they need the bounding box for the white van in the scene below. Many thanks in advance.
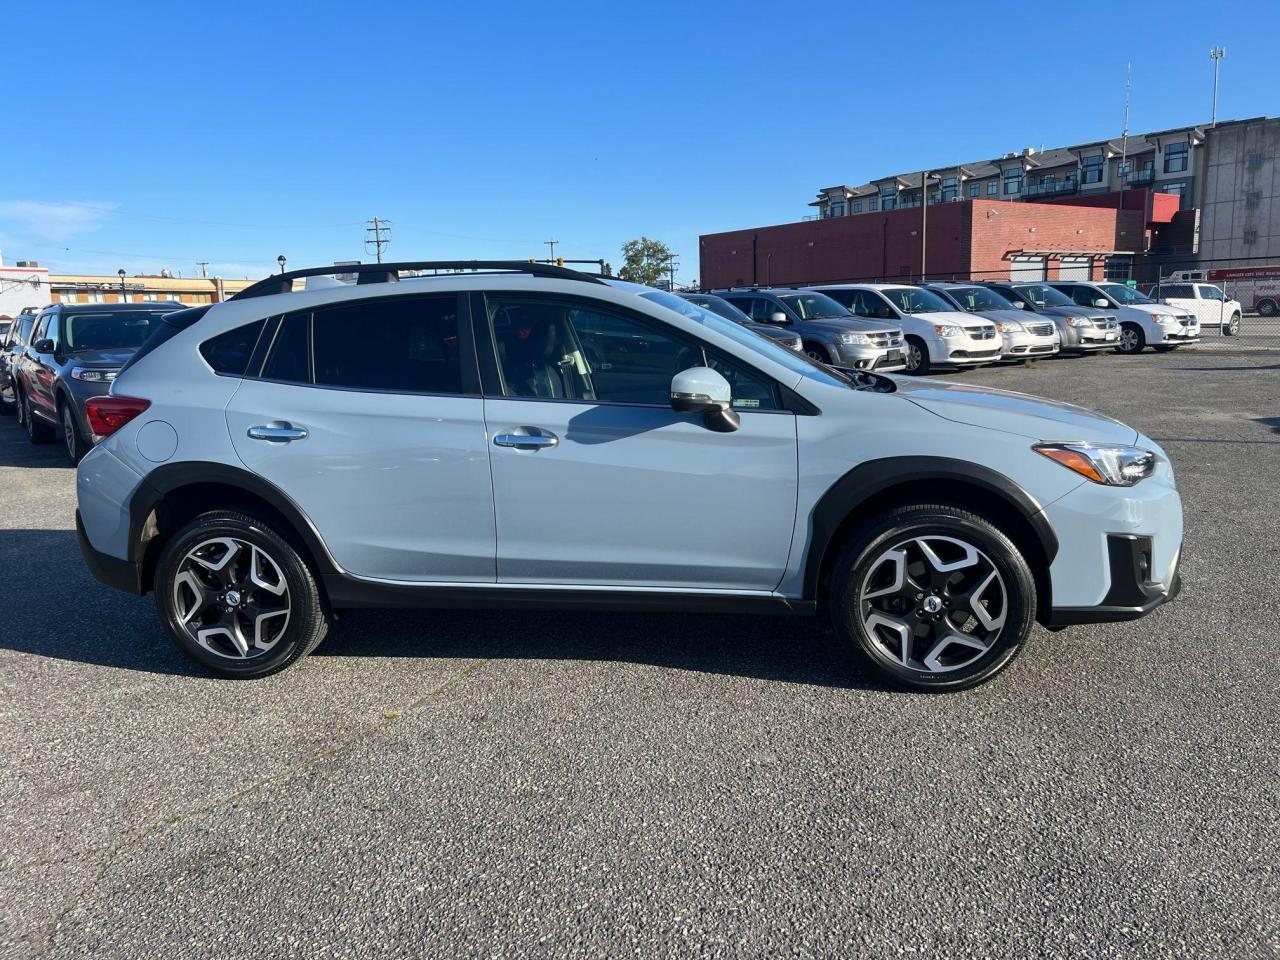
[1049,281,1199,354]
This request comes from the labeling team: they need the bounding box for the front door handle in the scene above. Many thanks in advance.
[247,422,309,443]
[494,431,558,449]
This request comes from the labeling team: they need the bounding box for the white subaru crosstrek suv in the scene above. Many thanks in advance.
[1051,281,1200,354]
[75,261,1183,691]
[808,284,1001,374]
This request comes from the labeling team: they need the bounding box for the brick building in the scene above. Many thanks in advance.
[699,189,1165,290]
[50,272,253,306]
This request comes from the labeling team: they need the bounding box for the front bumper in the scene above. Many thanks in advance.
[77,509,145,595]
[832,342,907,372]
[932,336,1002,366]
[999,329,1060,360]
[1046,534,1182,626]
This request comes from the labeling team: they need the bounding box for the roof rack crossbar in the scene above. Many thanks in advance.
[230,259,607,301]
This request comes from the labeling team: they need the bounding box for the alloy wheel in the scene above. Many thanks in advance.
[63,407,78,460]
[858,535,1007,673]
[16,392,26,428]
[1118,327,1140,353]
[904,343,923,372]
[172,537,291,660]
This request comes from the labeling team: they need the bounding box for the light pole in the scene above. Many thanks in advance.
[117,268,126,302]
[277,255,287,275]
[920,172,940,282]
[1209,47,1226,126]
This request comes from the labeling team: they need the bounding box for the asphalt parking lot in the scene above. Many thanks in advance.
[2,348,1278,959]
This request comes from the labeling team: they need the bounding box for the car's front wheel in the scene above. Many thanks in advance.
[1115,323,1146,354]
[829,504,1036,691]
[155,510,329,678]
[804,342,832,364]
[1225,312,1241,336]
[61,402,86,465]
[22,392,54,443]
[903,336,931,374]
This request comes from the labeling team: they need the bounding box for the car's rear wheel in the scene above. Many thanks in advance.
[829,504,1036,691]
[1115,323,1145,354]
[1259,299,1277,318]
[61,402,86,465]
[1225,312,1241,336]
[22,393,54,443]
[155,510,329,678]
[903,336,931,374]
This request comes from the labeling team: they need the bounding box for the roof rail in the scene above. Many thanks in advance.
[230,259,607,301]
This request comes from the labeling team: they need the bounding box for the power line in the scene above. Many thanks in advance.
[366,217,392,263]
[545,239,559,262]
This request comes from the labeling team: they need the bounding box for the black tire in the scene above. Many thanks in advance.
[828,504,1036,692]
[60,400,86,465]
[1115,323,1146,354]
[154,509,329,678]
[804,342,832,364]
[1226,312,1241,337]
[22,392,54,444]
[1259,299,1277,318]
[903,335,931,374]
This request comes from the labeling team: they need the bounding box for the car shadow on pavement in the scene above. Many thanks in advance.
[0,528,886,690]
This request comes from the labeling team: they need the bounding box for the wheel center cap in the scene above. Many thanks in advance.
[225,590,242,607]
[923,596,944,614]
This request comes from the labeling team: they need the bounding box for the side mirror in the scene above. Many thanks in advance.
[670,366,740,433]
[34,338,55,353]
[1093,298,1110,309]
[769,311,789,325]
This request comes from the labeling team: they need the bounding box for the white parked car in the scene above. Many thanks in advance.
[809,284,1000,374]
[924,283,1060,362]
[1158,282,1242,337]
[1050,281,1200,354]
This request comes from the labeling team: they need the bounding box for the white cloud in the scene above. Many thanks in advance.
[0,200,119,243]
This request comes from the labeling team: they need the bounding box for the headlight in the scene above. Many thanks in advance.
[838,332,873,345]
[1034,442,1157,486]
[933,324,964,338]
[996,321,1025,333]
[1156,315,1177,325]
[1067,316,1092,327]
[71,367,119,382]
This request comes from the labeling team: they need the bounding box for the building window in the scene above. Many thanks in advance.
[1104,256,1133,281]
[1164,141,1189,173]
[1247,151,1264,169]
[868,198,878,211]
[879,187,897,210]
[986,181,998,196]
[969,182,980,198]
[85,291,105,303]
[830,199,845,217]
[1246,190,1261,208]
[1244,228,1258,245]
[1003,168,1022,195]
[851,199,862,213]
[1082,155,1105,184]
[59,291,78,303]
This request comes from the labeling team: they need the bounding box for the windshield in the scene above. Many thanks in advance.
[943,286,1016,312]
[1013,283,1075,308]
[639,290,850,388]
[63,310,171,352]
[777,292,853,320]
[1097,282,1155,305]
[683,294,753,325]
[881,287,954,314]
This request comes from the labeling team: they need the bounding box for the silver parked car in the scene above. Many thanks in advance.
[980,282,1119,354]
[924,283,1059,362]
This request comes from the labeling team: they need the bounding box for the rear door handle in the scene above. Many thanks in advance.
[247,422,308,443]
[494,431,558,449]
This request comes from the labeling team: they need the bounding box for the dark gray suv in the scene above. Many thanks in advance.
[15,301,180,463]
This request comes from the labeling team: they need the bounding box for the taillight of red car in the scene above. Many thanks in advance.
[85,396,151,436]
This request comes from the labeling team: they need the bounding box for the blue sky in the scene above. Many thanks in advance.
[3,0,1274,285]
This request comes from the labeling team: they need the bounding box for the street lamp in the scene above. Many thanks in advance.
[277,255,287,274]
[920,172,940,282]
[117,268,126,302]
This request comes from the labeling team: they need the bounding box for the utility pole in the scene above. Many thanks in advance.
[1209,47,1226,126]
[545,239,558,262]
[920,171,930,282]
[196,261,209,278]
[1118,63,1132,212]
[666,254,678,291]
[365,217,392,263]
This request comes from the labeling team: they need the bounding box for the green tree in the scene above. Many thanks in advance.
[619,237,675,288]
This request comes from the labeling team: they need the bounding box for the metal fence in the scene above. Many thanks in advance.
[723,253,1280,347]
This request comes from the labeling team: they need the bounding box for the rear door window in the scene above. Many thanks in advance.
[262,313,312,384]
[200,320,266,375]
[312,295,464,394]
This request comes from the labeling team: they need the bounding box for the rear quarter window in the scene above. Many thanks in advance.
[199,319,267,375]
